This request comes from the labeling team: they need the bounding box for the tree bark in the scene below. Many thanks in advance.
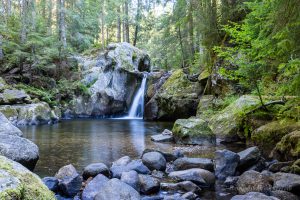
[188,0,194,57]
[177,24,185,68]
[117,6,121,43]
[21,0,28,43]
[58,0,67,49]
[101,4,105,48]
[124,0,130,43]
[0,35,3,60]
[47,0,52,35]
[133,0,141,46]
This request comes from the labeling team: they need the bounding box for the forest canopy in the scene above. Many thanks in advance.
[0,0,299,98]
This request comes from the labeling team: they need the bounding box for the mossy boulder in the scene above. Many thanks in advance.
[209,95,261,142]
[252,120,300,152]
[271,130,300,161]
[145,69,202,120]
[0,155,55,199]
[172,118,216,145]
[0,102,55,125]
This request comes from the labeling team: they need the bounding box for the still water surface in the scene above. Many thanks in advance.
[21,119,173,177]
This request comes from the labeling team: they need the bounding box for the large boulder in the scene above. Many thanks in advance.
[0,134,39,171]
[210,95,261,142]
[82,174,109,200]
[215,149,240,180]
[252,120,300,152]
[172,118,216,145]
[70,43,150,117]
[82,163,110,180]
[0,112,23,136]
[0,155,55,199]
[0,88,31,105]
[138,174,160,195]
[236,170,272,194]
[142,152,167,171]
[145,69,202,121]
[95,178,141,200]
[237,146,261,172]
[272,172,300,195]
[0,102,56,125]
[121,170,140,191]
[173,157,214,171]
[271,130,300,161]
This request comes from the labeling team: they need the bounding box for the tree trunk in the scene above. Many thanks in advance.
[58,0,67,50]
[106,26,109,46]
[21,0,28,43]
[0,35,3,60]
[177,24,185,68]
[124,0,130,43]
[133,0,141,46]
[101,4,105,48]
[47,0,52,35]
[117,6,121,43]
[188,0,194,57]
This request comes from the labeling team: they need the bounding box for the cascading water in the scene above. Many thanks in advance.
[127,75,147,119]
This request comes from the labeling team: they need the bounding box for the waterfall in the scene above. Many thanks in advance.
[127,75,147,119]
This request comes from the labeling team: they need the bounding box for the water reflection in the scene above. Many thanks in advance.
[20,119,172,177]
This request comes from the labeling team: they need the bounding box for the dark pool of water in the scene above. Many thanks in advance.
[21,119,173,177]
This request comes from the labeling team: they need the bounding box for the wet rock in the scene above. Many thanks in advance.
[151,134,174,143]
[160,181,200,193]
[237,146,261,172]
[111,159,150,178]
[55,164,82,197]
[271,130,300,161]
[168,168,215,186]
[142,149,183,162]
[173,157,214,171]
[162,129,173,135]
[0,112,23,136]
[163,194,185,200]
[172,118,216,145]
[0,134,39,171]
[270,190,300,200]
[121,170,140,191]
[82,163,110,179]
[215,149,240,180]
[82,174,109,200]
[142,195,164,200]
[272,172,300,195]
[151,170,165,179]
[0,155,55,199]
[236,170,272,194]
[231,192,280,200]
[181,192,198,200]
[112,156,132,166]
[224,176,239,187]
[268,161,293,173]
[42,177,59,192]
[142,152,167,171]
[139,174,160,195]
[95,178,141,200]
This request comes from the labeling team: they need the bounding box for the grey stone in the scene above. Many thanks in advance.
[231,192,280,200]
[151,134,174,143]
[0,134,39,171]
[82,163,110,179]
[95,178,141,200]
[271,190,299,200]
[160,181,200,193]
[237,146,261,171]
[142,152,167,171]
[111,159,150,178]
[82,174,109,200]
[139,174,160,195]
[121,170,140,191]
[215,149,240,180]
[173,157,214,171]
[42,177,59,192]
[0,112,23,136]
[273,172,300,195]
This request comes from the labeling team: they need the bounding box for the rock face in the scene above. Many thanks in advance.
[142,152,167,171]
[210,95,261,142]
[95,178,141,200]
[173,157,214,171]
[252,120,300,151]
[0,155,55,199]
[145,69,202,121]
[271,130,300,161]
[0,102,57,125]
[215,149,240,180]
[172,118,216,145]
[0,112,23,136]
[70,43,150,117]
[0,134,39,171]
[236,170,272,194]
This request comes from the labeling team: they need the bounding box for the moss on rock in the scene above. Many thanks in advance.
[271,130,300,161]
[172,118,216,145]
[0,155,55,199]
[252,120,300,152]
